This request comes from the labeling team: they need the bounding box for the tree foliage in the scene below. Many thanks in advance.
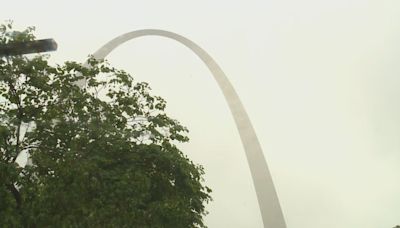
[0,22,211,227]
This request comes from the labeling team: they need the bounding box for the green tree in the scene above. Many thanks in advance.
[0,22,211,227]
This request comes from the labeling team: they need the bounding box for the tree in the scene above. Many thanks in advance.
[0,22,211,227]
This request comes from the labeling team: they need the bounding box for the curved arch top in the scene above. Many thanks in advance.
[81,29,286,228]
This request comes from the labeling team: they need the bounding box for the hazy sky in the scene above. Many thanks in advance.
[2,1,400,227]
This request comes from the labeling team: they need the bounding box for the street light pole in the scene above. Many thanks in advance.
[0,38,57,56]
[1,38,57,167]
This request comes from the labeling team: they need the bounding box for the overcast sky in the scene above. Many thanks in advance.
[2,1,400,227]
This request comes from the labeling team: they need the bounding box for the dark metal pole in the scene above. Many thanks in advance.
[0,39,57,56]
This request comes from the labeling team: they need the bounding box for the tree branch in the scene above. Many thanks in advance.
[5,58,23,162]
[6,183,21,210]
[12,119,21,162]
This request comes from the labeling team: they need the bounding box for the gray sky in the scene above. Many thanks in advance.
[2,0,400,227]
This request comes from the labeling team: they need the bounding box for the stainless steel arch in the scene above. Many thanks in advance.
[81,29,286,228]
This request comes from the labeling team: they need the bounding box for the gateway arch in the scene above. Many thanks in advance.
[82,29,286,228]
